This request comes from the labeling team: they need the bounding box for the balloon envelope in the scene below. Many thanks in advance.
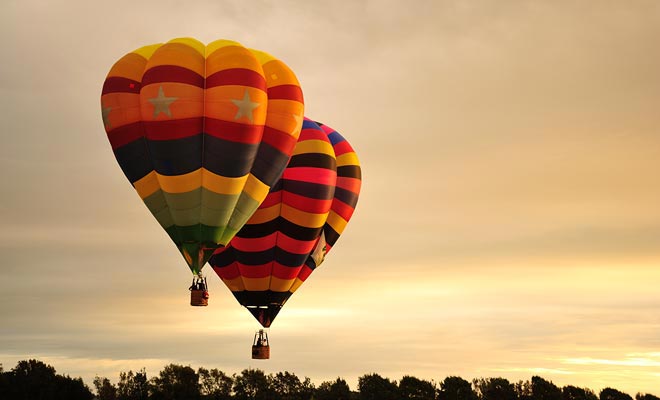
[210,119,361,326]
[101,38,304,274]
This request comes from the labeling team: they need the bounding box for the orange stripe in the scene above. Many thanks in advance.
[107,53,148,81]
[206,44,263,76]
[146,42,205,76]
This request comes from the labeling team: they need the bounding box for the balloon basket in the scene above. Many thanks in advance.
[190,290,209,306]
[251,329,270,360]
[189,276,209,306]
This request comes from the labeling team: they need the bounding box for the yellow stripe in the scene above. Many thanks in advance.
[281,204,328,228]
[206,39,243,58]
[133,44,162,60]
[243,277,270,291]
[223,277,245,291]
[326,211,348,234]
[292,140,335,157]
[243,175,270,203]
[336,152,360,167]
[134,171,160,199]
[247,204,280,224]
[167,37,206,56]
[158,169,201,193]
[289,278,304,293]
[270,277,295,292]
[202,169,247,195]
[249,49,276,65]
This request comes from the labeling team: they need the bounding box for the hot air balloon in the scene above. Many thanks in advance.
[101,38,304,305]
[210,119,361,358]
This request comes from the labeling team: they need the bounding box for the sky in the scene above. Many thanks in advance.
[2,0,660,395]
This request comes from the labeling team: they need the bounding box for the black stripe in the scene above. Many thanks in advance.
[233,291,291,307]
[235,247,310,267]
[287,153,336,170]
[334,187,359,208]
[337,165,361,179]
[147,135,202,176]
[282,179,335,200]
[113,138,153,183]
[208,247,236,267]
[324,225,340,247]
[250,143,290,186]
[203,134,259,177]
[239,217,322,242]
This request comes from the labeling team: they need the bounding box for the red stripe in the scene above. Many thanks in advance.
[299,128,328,141]
[142,65,204,88]
[239,263,272,279]
[204,117,263,144]
[259,192,283,208]
[261,126,298,154]
[267,85,303,102]
[283,191,333,214]
[331,198,356,221]
[335,176,361,193]
[283,167,337,184]
[107,121,143,149]
[272,263,302,280]
[276,233,317,255]
[297,265,313,281]
[143,118,202,141]
[332,142,354,157]
[102,77,141,95]
[213,264,241,280]
[232,233,277,252]
[206,68,266,90]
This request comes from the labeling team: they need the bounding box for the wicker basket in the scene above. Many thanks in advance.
[190,290,209,306]
[252,345,270,360]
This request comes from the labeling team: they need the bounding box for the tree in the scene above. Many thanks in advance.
[563,386,598,400]
[7,359,59,399]
[636,394,660,400]
[150,364,200,400]
[438,376,478,400]
[94,376,118,400]
[398,375,435,400]
[516,380,533,400]
[269,371,314,400]
[0,359,92,400]
[198,367,233,400]
[117,369,149,400]
[233,368,270,400]
[53,375,94,400]
[531,376,562,400]
[600,388,633,400]
[315,377,352,400]
[358,373,398,400]
[473,377,516,400]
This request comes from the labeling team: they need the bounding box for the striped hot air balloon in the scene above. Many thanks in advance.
[210,119,361,327]
[100,38,304,277]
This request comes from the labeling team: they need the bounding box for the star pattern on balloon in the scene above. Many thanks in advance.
[102,105,112,128]
[292,112,303,134]
[148,86,178,118]
[231,90,260,123]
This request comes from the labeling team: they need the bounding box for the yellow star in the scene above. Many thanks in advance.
[148,86,178,118]
[292,112,303,135]
[231,90,260,123]
[102,105,112,129]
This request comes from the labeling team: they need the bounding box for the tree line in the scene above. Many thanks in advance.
[0,359,658,400]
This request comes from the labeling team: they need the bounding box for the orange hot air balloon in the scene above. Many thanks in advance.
[101,38,304,302]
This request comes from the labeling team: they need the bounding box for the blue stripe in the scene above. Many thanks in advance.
[327,130,345,146]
